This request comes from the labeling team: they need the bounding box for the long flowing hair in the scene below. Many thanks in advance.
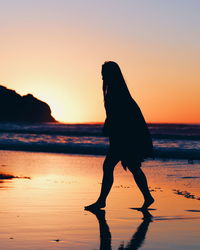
[102,61,132,104]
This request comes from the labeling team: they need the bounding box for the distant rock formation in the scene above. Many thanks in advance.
[0,85,56,122]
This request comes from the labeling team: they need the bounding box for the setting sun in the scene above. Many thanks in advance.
[0,0,200,124]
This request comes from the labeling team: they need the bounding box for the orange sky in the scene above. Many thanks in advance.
[0,1,200,123]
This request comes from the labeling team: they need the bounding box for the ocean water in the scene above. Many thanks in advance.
[0,122,199,160]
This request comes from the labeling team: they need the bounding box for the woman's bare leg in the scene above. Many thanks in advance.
[128,165,154,210]
[85,152,119,210]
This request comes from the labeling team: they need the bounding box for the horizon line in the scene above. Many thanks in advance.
[56,121,200,125]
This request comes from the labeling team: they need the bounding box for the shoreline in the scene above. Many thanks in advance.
[0,146,199,161]
[0,150,200,249]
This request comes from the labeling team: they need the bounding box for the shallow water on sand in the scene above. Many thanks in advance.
[0,150,200,250]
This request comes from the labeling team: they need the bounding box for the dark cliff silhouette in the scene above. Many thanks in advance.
[0,85,56,122]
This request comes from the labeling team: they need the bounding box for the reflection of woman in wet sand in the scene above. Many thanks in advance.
[85,61,154,210]
[88,209,153,250]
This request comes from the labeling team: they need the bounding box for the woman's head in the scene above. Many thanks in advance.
[102,61,131,100]
[101,61,124,82]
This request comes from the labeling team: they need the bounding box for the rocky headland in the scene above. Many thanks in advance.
[0,85,56,122]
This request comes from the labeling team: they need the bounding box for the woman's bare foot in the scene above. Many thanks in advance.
[84,201,106,210]
[140,197,154,210]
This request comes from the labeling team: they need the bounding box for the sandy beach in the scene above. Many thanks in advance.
[0,150,200,250]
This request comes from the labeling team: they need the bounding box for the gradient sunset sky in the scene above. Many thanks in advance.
[0,0,200,123]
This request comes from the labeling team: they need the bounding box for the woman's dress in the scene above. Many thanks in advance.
[103,89,154,169]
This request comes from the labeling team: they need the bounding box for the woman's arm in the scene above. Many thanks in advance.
[102,118,109,136]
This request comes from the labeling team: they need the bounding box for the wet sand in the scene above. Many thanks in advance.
[0,150,200,250]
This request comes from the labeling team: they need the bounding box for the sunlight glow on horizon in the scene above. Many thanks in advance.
[0,0,200,124]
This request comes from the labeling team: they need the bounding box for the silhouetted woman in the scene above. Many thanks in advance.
[85,61,154,210]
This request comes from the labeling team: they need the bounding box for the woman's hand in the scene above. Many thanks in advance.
[102,118,109,136]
